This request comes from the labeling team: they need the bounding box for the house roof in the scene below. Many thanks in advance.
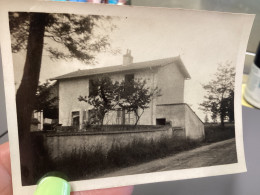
[51,56,191,81]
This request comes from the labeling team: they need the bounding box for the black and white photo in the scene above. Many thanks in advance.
[0,1,254,194]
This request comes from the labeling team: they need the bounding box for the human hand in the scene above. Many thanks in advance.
[71,186,133,195]
[0,142,133,195]
[0,142,12,195]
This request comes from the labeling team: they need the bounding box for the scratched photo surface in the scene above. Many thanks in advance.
[0,1,254,194]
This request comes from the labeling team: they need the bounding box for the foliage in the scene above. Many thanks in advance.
[222,91,234,123]
[118,79,161,126]
[204,114,209,123]
[10,12,116,184]
[34,81,58,118]
[31,118,40,125]
[9,12,116,63]
[78,76,120,126]
[79,76,160,127]
[200,62,235,126]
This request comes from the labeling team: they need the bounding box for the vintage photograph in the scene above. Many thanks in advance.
[0,2,254,193]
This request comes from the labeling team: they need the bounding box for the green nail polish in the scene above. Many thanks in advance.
[34,176,71,195]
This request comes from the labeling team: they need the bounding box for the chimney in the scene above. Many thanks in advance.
[123,49,133,65]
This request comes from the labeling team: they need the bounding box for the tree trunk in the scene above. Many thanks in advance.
[101,117,104,127]
[16,13,48,185]
[134,110,142,127]
[220,114,225,127]
[100,112,105,127]
[122,108,125,125]
[134,115,140,127]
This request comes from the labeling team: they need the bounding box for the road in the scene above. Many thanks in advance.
[100,138,237,178]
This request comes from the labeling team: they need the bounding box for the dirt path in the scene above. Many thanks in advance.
[100,139,237,178]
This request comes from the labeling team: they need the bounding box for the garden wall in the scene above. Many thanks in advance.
[43,126,173,160]
[185,105,205,140]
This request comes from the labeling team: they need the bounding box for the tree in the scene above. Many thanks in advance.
[79,77,160,127]
[200,62,235,127]
[118,79,160,126]
[34,81,58,119]
[10,12,114,184]
[204,114,209,123]
[221,90,234,123]
[78,76,120,126]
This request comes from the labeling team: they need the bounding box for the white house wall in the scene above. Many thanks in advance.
[156,104,205,141]
[59,78,90,128]
[103,69,156,125]
[59,69,157,128]
[156,104,186,127]
[134,69,157,125]
[56,59,205,141]
[157,62,185,105]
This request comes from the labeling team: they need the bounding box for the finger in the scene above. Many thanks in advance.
[0,164,12,195]
[0,142,11,175]
[71,186,134,195]
[0,142,12,195]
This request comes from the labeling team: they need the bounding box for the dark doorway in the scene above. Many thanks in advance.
[156,118,166,125]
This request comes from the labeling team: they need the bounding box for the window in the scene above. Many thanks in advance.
[116,109,123,124]
[156,118,166,125]
[125,74,134,83]
[88,109,99,125]
[117,109,122,118]
[89,79,99,96]
[71,111,80,128]
[89,79,95,96]
[83,110,87,123]
[125,111,135,125]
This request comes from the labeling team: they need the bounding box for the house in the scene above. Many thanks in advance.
[52,50,205,140]
[31,81,59,131]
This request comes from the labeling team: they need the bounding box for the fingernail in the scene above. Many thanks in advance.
[34,176,70,195]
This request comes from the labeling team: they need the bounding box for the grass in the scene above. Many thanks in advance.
[32,136,202,181]
[204,123,235,143]
[28,123,235,184]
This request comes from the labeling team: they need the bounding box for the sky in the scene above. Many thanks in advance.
[11,9,247,121]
